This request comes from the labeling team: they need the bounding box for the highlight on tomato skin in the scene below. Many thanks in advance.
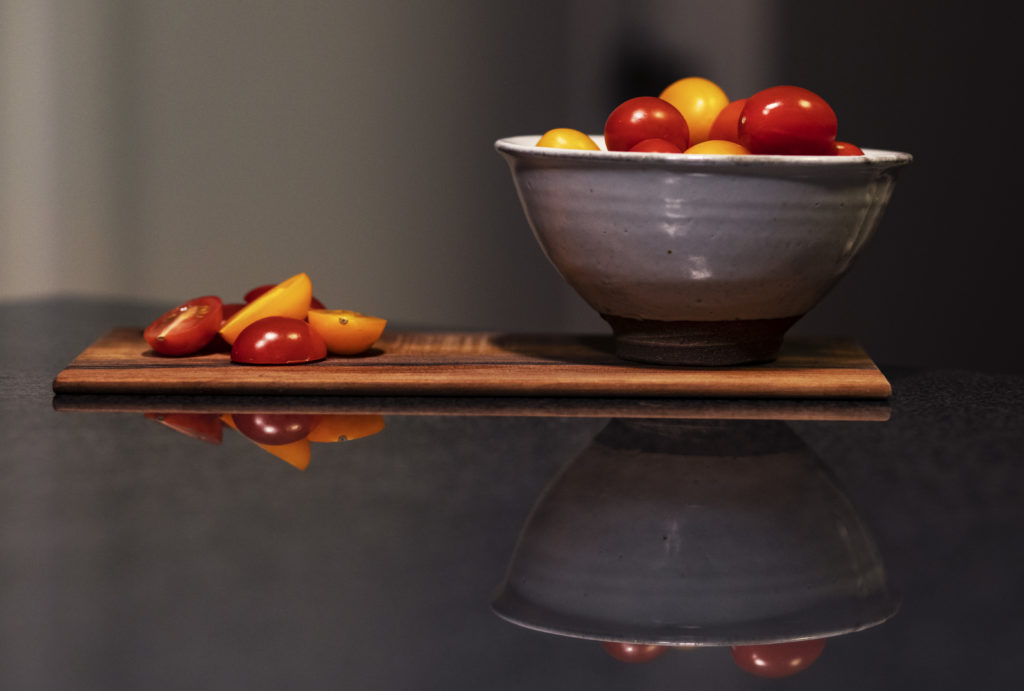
[600,641,669,663]
[833,141,865,156]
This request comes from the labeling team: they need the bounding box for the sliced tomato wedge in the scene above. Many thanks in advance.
[143,296,223,356]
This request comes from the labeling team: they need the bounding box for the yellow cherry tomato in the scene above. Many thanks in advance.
[684,139,751,155]
[307,414,386,442]
[536,128,600,151]
[659,77,730,145]
[219,272,314,345]
[306,309,387,355]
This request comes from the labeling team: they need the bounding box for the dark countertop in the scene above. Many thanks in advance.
[2,299,1022,689]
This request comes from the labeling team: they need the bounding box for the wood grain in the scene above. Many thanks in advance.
[52,328,892,399]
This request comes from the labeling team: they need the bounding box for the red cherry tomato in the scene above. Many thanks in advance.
[604,97,689,152]
[232,413,317,445]
[244,284,325,310]
[143,296,223,356]
[731,639,826,678]
[833,141,865,156]
[230,316,327,364]
[708,98,747,143]
[144,412,223,444]
[628,138,683,154]
[601,642,668,663]
[738,86,837,155]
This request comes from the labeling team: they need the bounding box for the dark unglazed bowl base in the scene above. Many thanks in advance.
[601,314,802,366]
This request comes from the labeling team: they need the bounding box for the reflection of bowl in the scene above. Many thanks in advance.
[492,419,898,646]
[495,137,912,365]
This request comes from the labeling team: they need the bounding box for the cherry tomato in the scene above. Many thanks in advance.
[536,128,600,151]
[731,639,826,678]
[307,309,387,355]
[628,138,683,153]
[244,283,326,309]
[601,642,668,663]
[220,273,314,345]
[230,316,327,364]
[833,141,865,156]
[143,296,223,356]
[604,97,689,152]
[684,139,750,155]
[738,86,837,155]
[658,76,729,145]
[708,98,747,142]
[144,412,223,444]
[232,413,317,445]
[307,414,386,442]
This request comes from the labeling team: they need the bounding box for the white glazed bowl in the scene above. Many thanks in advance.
[495,135,912,365]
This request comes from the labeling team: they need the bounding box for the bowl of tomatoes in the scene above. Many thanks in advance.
[496,78,912,366]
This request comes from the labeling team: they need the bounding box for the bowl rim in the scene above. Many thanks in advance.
[495,134,913,169]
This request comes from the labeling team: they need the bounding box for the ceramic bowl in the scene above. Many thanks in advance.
[491,419,898,646]
[495,136,912,365]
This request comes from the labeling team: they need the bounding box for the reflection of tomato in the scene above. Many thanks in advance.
[604,97,689,152]
[738,86,837,155]
[708,98,747,143]
[244,284,325,310]
[230,316,327,364]
[601,642,668,663]
[145,412,223,444]
[144,296,224,356]
[307,414,386,442]
[628,138,683,153]
[731,639,826,678]
[536,128,600,150]
[232,413,318,445]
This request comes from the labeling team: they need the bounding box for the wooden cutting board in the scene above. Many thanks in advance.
[52,328,891,399]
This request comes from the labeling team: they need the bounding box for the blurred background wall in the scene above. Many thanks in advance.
[2,0,1020,372]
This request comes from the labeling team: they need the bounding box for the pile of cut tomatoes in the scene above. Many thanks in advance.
[142,272,386,364]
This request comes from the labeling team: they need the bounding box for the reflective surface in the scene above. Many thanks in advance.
[3,300,1023,688]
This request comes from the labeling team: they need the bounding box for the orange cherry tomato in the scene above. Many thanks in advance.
[658,76,730,145]
[708,98,747,142]
[683,139,750,155]
[731,639,826,678]
[219,273,313,345]
[307,309,387,356]
[536,128,600,150]
[143,296,223,356]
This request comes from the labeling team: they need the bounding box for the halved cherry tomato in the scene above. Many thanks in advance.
[143,296,223,356]
[230,316,327,364]
[144,412,223,444]
[244,284,325,310]
[628,138,683,153]
[601,642,668,663]
[221,413,312,470]
[738,86,837,155]
[220,273,313,345]
[307,414,386,442]
[683,139,750,155]
[536,128,600,151]
[307,309,386,355]
[833,141,865,156]
[658,76,729,145]
[731,639,826,678]
[604,97,689,152]
[708,98,747,143]
[232,413,318,445]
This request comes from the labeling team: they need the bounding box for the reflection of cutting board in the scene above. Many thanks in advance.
[52,328,891,399]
